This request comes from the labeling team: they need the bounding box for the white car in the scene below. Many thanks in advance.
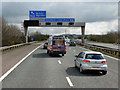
[74,51,107,75]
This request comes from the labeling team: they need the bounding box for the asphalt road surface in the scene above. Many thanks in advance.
[2,44,118,88]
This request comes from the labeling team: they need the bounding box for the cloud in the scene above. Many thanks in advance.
[2,2,118,23]
[86,19,118,34]
[2,2,118,35]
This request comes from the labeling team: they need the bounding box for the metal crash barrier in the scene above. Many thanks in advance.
[77,43,120,59]
[0,41,37,52]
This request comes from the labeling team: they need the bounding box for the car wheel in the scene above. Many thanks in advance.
[62,54,64,56]
[102,71,107,75]
[80,65,83,73]
[74,61,77,68]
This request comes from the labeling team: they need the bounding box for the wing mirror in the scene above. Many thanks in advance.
[75,55,78,57]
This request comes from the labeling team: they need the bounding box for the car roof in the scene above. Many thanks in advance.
[82,51,103,54]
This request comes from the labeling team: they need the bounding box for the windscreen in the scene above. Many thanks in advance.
[85,54,104,59]
[53,37,64,46]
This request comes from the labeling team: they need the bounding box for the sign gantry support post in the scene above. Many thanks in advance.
[81,26,85,45]
[24,26,28,43]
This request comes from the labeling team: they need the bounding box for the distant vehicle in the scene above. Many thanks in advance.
[69,41,76,46]
[47,36,66,56]
[74,51,107,75]
[43,42,48,49]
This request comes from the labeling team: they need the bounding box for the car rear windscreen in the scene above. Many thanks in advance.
[53,37,64,46]
[85,54,104,59]
[71,42,75,44]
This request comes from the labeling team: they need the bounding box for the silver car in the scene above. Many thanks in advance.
[74,51,107,75]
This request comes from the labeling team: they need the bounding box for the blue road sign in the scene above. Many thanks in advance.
[31,37,34,41]
[29,11,46,19]
[45,18,75,22]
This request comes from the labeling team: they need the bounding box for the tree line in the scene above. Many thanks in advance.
[87,31,119,44]
[28,31,49,42]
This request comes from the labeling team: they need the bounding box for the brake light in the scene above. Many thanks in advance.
[101,61,107,63]
[65,45,66,51]
[50,45,52,51]
[83,60,90,63]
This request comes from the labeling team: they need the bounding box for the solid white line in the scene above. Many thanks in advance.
[66,77,73,87]
[0,44,43,82]
[58,60,62,64]
[78,46,119,61]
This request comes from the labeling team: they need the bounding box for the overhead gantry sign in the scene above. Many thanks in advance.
[23,10,86,44]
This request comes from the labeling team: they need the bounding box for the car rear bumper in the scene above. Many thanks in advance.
[82,64,107,71]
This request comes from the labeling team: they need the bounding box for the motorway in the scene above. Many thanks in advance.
[2,43,118,88]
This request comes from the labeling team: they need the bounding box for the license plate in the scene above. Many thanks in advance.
[92,67,100,69]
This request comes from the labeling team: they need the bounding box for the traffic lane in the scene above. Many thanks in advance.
[2,46,70,88]
[63,45,118,88]
[2,45,118,88]
[67,45,118,73]
[76,46,118,74]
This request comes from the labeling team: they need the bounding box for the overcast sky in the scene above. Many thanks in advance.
[1,2,118,35]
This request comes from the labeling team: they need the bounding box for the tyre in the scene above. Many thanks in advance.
[62,54,64,56]
[102,71,107,75]
[74,60,77,68]
[47,50,49,54]
[80,65,83,73]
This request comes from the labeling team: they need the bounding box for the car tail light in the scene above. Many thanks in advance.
[50,45,52,51]
[83,68,87,70]
[83,60,90,63]
[65,45,66,51]
[101,61,107,63]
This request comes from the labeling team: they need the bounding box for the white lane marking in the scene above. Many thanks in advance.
[78,46,119,61]
[58,60,62,64]
[66,77,73,87]
[0,44,43,82]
